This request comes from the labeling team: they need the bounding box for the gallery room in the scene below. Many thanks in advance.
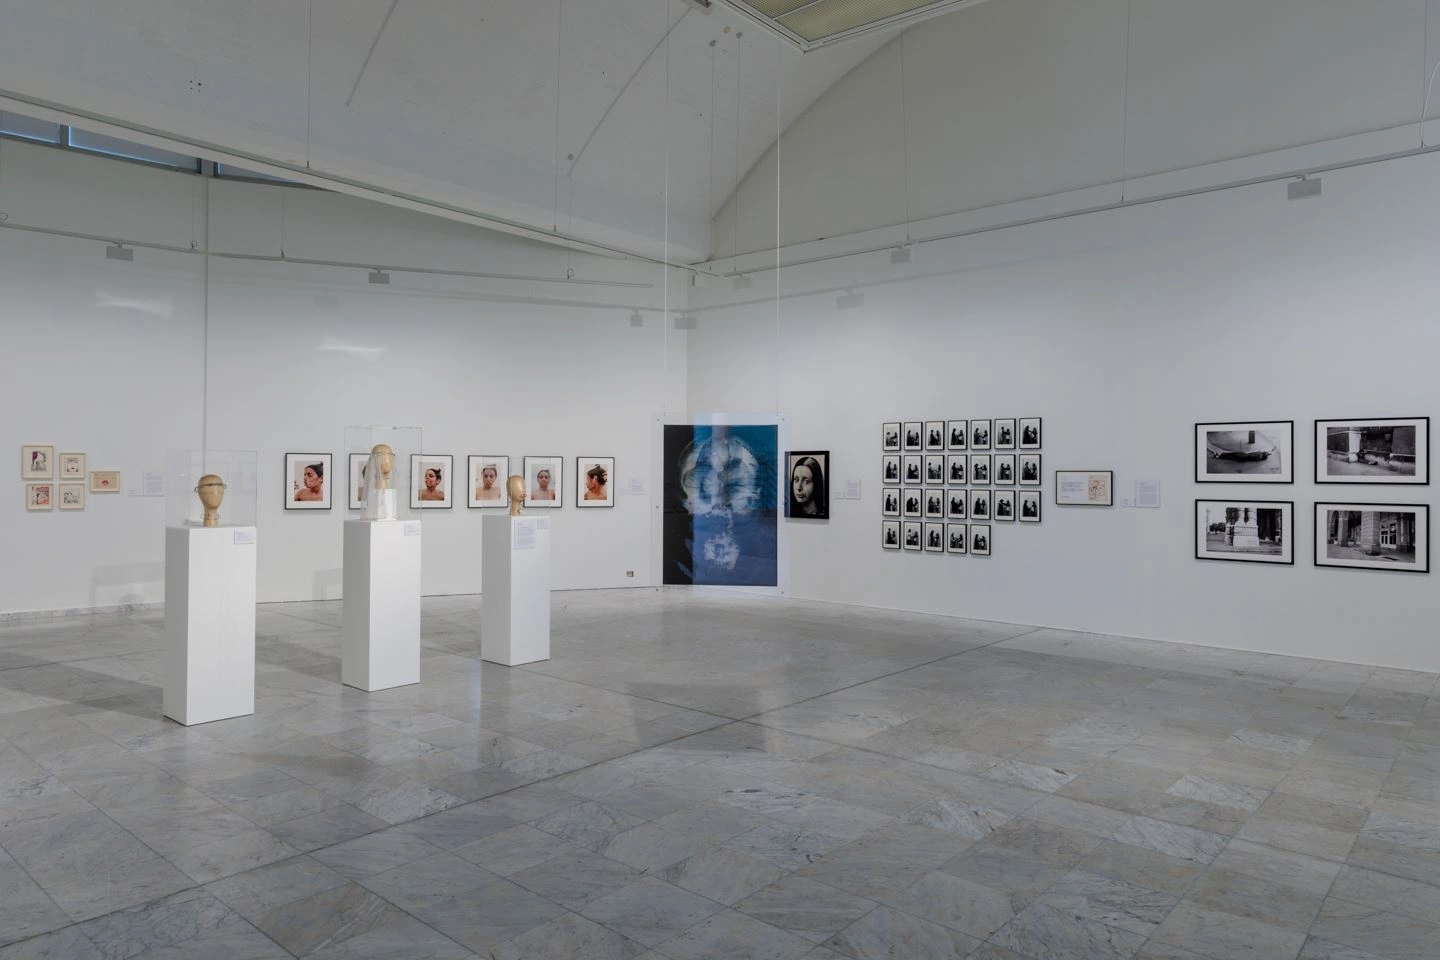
[1,0,1439,958]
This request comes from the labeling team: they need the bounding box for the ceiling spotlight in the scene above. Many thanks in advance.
[836,289,865,310]
[890,245,911,264]
[731,273,753,290]
[1287,175,1321,201]
[630,310,644,328]
[367,269,390,284]
[105,243,134,262]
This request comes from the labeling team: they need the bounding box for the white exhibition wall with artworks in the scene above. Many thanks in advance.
[0,137,688,614]
[689,149,1440,674]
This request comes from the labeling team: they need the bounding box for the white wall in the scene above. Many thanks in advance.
[0,138,688,614]
[690,148,1440,673]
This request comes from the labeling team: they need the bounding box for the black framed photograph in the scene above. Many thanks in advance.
[1019,454,1042,486]
[902,490,923,518]
[946,454,967,485]
[925,454,945,485]
[925,422,945,452]
[971,524,992,556]
[903,455,923,484]
[994,490,1016,522]
[947,421,968,450]
[1019,418,1042,450]
[994,454,1016,485]
[285,453,333,510]
[347,452,369,509]
[903,422,923,452]
[1315,502,1429,573]
[924,522,945,553]
[902,521,923,551]
[882,422,901,452]
[469,455,511,508]
[994,419,1016,450]
[883,454,901,484]
[924,491,945,519]
[1315,418,1428,485]
[577,457,615,508]
[523,455,563,508]
[946,489,968,520]
[1195,420,1294,483]
[411,454,454,509]
[786,451,829,519]
[1019,490,1041,522]
[1056,470,1113,506]
[882,520,901,550]
[1195,500,1294,564]
[882,487,901,517]
[970,454,991,485]
[971,419,992,450]
[946,523,968,554]
[971,488,992,520]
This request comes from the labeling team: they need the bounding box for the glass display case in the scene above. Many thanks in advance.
[344,426,422,522]
[166,449,258,528]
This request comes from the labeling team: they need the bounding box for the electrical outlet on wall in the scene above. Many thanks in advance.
[626,570,634,578]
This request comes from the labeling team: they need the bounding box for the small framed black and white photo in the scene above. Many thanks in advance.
[947,421,968,450]
[883,455,901,484]
[786,451,829,520]
[971,419,992,450]
[903,422,923,452]
[882,520,901,550]
[994,419,1016,450]
[1195,420,1294,483]
[1019,490,1042,523]
[882,487,901,517]
[903,455,923,485]
[902,490,923,518]
[946,523,968,554]
[1196,500,1295,565]
[1019,454,1042,486]
[971,488,992,520]
[947,489,968,520]
[1019,418,1042,450]
[994,454,1016,485]
[1314,418,1428,485]
[970,454,991,485]
[925,421,945,452]
[971,524,992,556]
[925,454,945,485]
[924,522,945,553]
[1315,502,1429,573]
[883,422,901,452]
[994,490,1016,522]
[924,491,945,519]
[903,521,923,551]
[947,454,967,485]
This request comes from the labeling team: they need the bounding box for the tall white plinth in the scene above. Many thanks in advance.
[482,515,551,666]
[163,526,257,726]
[342,519,422,691]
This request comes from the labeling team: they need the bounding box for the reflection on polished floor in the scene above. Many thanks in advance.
[1,589,1438,959]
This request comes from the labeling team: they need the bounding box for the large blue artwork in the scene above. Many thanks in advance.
[663,424,778,586]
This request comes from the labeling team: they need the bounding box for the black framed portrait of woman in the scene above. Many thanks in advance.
[785,450,829,520]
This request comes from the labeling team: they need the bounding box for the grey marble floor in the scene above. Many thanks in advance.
[0,589,1437,959]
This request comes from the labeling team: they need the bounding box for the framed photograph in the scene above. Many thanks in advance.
[971,420,992,450]
[946,489,968,520]
[410,454,454,509]
[88,470,120,493]
[1056,470,1113,506]
[285,453,333,510]
[786,451,828,519]
[25,483,53,511]
[970,489,992,520]
[1019,454,1042,486]
[903,455,923,485]
[924,491,945,519]
[994,454,1016,485]
[971,524,992,556]
[902,490,923,518]
[523,456,563,508]
[924,422,945,452]
[1315,418,1428,485]
[994,490,1016,522]
[946,454,967,485]
[347,453,369,509]
[924,454,945,486]
[1196,421,1294,483]
[1315,502,1429,573]
[1019,418,1042,450]
[994,419,1016,450]
[577,457,615,509]
[59,453,86,479]
[882,422,901,452]
[946,523,968,554]
[970,454,991,485]
[947,421,968,451]
[883,455,901,484]
[882,487,901,517]
[924,522,945,553]
[21,445,53,480]
[1019,491,1042,522]
[903,422,923,452]
[1196,499,1294,565]
[58,483,85,511]
[882,520,901,550]
[467,456,510,508]
[902,520,923,551]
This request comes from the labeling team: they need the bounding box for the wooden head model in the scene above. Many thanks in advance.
[371,443,394,490]
[506,474,526,516]
[195,474,226,527]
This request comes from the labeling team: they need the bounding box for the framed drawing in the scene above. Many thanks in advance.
[994,454,1016,485]
[970,454,991,485]
[58,483,85,511]
[411,454,454,509]
[902,490,923,518]
[882,488,901,517]
[25,483,52,511]
[1315,502,1429,573]
[903,455,923,485]
[924,454,945,485]
[994,490,1016,522]
[946,523,968,554]
[1315,418,1428,485]
[1019,454,1042,485]
[971,489,992,520]
[523,456,563,508]
[946,454,967,485]
[786,451,828,519]
[946,489,967,520]
[947,421,968,451]
[21,445,53,480]
[882,422,901,452]
[577,457,615,509]
[902,520,923,551]
[924,422,945,452]
[994,419,1016,450]
[924,491,944,519]
[285,453,333,510]
[970,420,992,450]
[903,422,923,452]
[971,524,992,556]
[1196,421,1294,483]
[1056,471,1112,506]
[347,453,369,509]
[1019,418,1042,450]
[89,471,120,493]
[59,453,86,479]
[883,455,901,484]
[1019,491,1041,522]
[882,520,901,550]
[1195,499,1294,565]
[924,521,945,553]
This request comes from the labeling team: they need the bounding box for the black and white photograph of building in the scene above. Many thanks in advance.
[1315,502,1429,572]
[1195,499,1294,564]
[1315,418,1428,485]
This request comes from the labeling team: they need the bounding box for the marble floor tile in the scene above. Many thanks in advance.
[990,897,1148,960]
[509,849,643,908]
[1150,901,1307,960]
[403,876,567,954]
[657,908,816,960]
[1309,897,1440,960]
[882,869,1016,939]
[249,881,408,957]
[309,827,443,879]
[0,925,106,960]
[823,906,981,960]
[579,877,724,948]
[736,876,876,943]
[489,911,646,960]
[659,845,790,905]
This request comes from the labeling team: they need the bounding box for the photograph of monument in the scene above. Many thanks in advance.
[1315,418,1428,485]
[1315,502,1428,572]
[1195,499,1293,564]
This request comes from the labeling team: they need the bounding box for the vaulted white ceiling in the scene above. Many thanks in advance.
[0,0,888,261]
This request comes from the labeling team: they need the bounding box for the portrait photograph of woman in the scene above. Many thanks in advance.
[348,453,369,509]
[524,456,563,508]
[576,457,615,508]
[410,454,454,509]
[785,451,829,520]
[468,455,510,509]
[285,453,333,510]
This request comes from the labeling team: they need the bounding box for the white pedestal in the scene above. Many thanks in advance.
[482,514,551,666]
[163,526,257,726]
[342,519,422,691]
